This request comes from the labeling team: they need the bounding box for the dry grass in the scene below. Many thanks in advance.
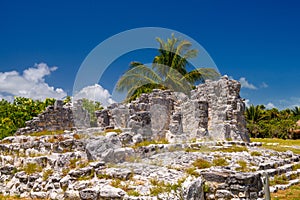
[251,138,300,154]
[271,182,300,200]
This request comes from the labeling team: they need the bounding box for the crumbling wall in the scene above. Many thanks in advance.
[96,76,249,142]
[15,100,90,135]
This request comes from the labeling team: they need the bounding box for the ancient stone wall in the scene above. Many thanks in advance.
[16,100,90,135]
[96,76,250,142]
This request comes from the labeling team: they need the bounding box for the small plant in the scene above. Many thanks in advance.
[62,168,70,176]
[149,178,183,196]
[184,145,211,153]
[131,139,169,149]
[220,145,248,153]
[69,158,79,169]
[97,172,110,179]
[292,163,300,171]
[236,160,248,172]
[78,169,95,181]
[192,158,212,169]
[30,130,64,137]
[43,169,54,181]
[270,174,289,186]
[127,190,141,197]
[203,182,210,193]
[213,158,228,167]
[250,151,262,156]
[23,162,42,174]
[185,167,200,176]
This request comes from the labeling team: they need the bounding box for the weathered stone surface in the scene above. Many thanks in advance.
[182,177,204,200]
[99,185,126,199]
[79,188,99,200]
[96,77,249,142]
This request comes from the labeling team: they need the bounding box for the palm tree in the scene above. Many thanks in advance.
[291,106,300,116]
[116,34,220,101]
[245,105,266,124]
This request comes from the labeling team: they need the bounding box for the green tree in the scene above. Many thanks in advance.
[81,98,103,127]
[116,34,220,101]
[0,97,55,139]
[291,106,300,116]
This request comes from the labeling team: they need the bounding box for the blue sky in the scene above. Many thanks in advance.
[0,0,299,109]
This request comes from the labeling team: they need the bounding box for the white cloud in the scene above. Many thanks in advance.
[278,97,300,109]
[0,63,67,101]
[265,102,276,109]
[239,77,257,90]
[244,99,250,107]
[260,82,268,88]
[74,84,115,106]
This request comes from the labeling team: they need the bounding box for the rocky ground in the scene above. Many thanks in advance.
[0,128,300,200]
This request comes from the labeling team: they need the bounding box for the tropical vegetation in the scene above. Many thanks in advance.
[0,97,56,139]
[245,105,300,139]
[0,96,103,139]
[116,34,220,101]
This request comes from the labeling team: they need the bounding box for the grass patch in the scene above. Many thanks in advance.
[292,163,300,171]
[30,130,64,137]
[184,145,211,153]
[220,145,248,153]
[250,151,262,156]
[270,174,289,186]
[42,169,54,181]
[127,190,141,197]
[149,178,183,196]
[213,158,228,166]
[271,182,300,200]
[236,160,249,172]
[185,167,200,176]
[22,162,42,174]
[78,169,95,181]
[251,138,300,154]
[192,158,212,169]
[131,139,169,149]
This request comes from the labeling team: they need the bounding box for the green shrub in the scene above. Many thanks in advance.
[220,145,248,153]
[23,162,42,174]
[213,158,228,166]
[192,158,212,169]
[250,151,262,156]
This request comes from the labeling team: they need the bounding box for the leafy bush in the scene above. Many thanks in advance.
[245,105,300,139]
[0,97,55,139]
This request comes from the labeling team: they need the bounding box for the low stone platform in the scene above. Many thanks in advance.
[0,129,299,199]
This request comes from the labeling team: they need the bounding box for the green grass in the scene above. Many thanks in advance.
[271,182,300,200]
[292,163,300,171]
[250,151,262,156]
[251,138,300,154]
[192,158,212,169]
[270,174,289,186]
[149,178,183,196]
[29,130,64,137]
[184,145,212,153]
[236,160,249,172]
[220,145,248,153]
[22,162,42,174]
[213,157,228,166]
[42,169,53,181]
[185,167,200,176]
[131,139,169,149]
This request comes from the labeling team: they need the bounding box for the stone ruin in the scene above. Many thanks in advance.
[3,76,300,200]
[96,76,249,142]
[16,100,90,135]
[16,76,249,142]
